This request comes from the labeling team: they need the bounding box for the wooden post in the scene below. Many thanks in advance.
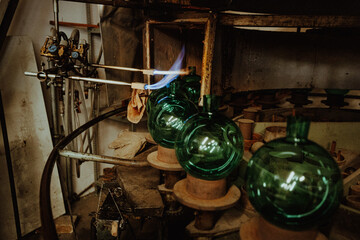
[143,20,152,94]
[164,171,182,189]
[199,13,217,106]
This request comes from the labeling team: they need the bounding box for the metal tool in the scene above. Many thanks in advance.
[90,63,188,76]
[24,71,147,89]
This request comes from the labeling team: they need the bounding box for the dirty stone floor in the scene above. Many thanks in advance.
[23,192,98,240]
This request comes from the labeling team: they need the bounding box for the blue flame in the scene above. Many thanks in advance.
[145,46,185,90]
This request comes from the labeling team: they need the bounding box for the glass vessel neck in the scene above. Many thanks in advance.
[188,66,196,75]
[285,116,310,143]
[203,95,220,113]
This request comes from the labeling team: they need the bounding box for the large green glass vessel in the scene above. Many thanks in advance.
[146,77,183,114]
[147,83,198,149]
[180,66,201,105]
[175,95,244,180]
[246,116,343,231]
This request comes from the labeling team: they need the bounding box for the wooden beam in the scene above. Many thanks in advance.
[147,18,208,25]
[147,13,360,28]
[219,15,360,28]
[199,13,217,106]
[143,21,152,90]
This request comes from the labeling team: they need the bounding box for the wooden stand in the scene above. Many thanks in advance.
[147,145,184,216]
[173,174,241,230]
[239,217,327,240]
[147,146,183,189]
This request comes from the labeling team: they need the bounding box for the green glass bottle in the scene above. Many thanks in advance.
[175,95,244,180]
[246,116,343,231]
[146,77,183,114]
[147,83,198,149]
[181,66,201,105]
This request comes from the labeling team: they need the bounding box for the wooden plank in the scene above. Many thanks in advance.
[143,20,153,95]
[220,15,360,28]
[186,207,249,238]
[149,13,360,28]
[199,13,217,106]
[148,18,207,25]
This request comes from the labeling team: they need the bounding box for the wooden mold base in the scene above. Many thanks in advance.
[173,178,241,211]
[239,217,327,240]
[147,150,183,171]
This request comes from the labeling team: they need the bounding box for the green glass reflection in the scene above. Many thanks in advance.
[181,66,201,105]
[246,116,343,231]
[175,95,244,180]
[146,78,184,114]
[147,83,198,149]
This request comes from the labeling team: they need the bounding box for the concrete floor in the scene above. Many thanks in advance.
[24,192,99,240]
[22,191,360,240]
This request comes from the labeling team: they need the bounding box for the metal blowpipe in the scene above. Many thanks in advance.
[89,63,188,76]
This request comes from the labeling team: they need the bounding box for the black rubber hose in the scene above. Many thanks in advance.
[40,106,127,240]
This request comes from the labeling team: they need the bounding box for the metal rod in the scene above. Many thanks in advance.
[49,20,99,29]
[0,91,22,239]
[53,0,59,34]
[59,150,149,167]
[90,63,188,75]
[24,71,132,86]
[91,63,144,73]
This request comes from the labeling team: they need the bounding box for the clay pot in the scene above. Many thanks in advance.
[251,141,265,153]
[264,126,286,142]
[244,133,263,151]
[350,185,360,196]
[243,108,258,121]
[346,195,360,210]
[237,119,255,140]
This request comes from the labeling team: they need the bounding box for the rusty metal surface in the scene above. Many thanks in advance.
[224,29,360,91]
[220,15,360,28]
[100,6,144,105]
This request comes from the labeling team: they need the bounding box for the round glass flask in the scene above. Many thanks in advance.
[175,95,244,180]
[146,78,183,114]
[147,83,198,149]
[246,116,343,230]
[180,66,201,104]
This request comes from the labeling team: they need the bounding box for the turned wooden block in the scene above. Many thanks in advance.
[54,215,78,234]
[157,146,178,164]
[186,174,227,200]
[164,171,182,189]
[240,217,327,240]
